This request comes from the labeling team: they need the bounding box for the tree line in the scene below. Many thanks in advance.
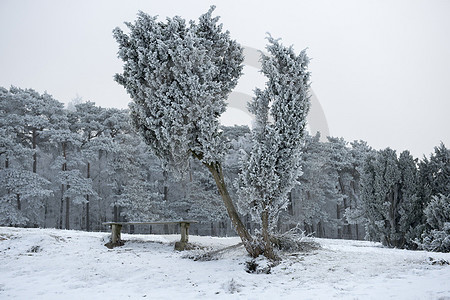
[0,85,447,252]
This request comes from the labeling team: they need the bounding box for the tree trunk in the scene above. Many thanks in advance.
[63,142,70,230]
[16,194,21,210]
[59,185,64,229]
[65,192,70,230]
[287,191,293,216]
[86,162,90,231]
[163,170,169,201]
[44,199,48,227]
[113,205,118,222]
[261,210,277,260]
[337,203,342,239]
[205,161,262,258]
[32,129,37,173]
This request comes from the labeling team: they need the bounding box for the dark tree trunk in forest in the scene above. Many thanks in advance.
[337,203,342,239]
[205,161,262,258]
[287,192,293,216]
[86,162,91,231]
[16,194,21,210]
[59,186,64,229]
[65,191,70,230]
[61,142,70,230]
[163,170,169,201]
[113,205,118,222]
[32,129,37,173]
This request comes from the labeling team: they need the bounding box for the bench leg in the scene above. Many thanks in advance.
[180,222,190,243]
[111,224,122,244]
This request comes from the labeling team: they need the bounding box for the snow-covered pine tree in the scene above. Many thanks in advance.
[70,101,109,231]
[237,35,311,260]
[0,87,55,226]
[113,7,262,256]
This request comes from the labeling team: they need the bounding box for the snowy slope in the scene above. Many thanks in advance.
[0,227,449,299]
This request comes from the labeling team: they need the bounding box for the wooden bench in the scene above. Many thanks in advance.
[103,220,198,250]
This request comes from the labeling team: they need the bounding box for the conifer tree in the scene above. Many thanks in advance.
[113,7,262,256]
[237,36,311,260]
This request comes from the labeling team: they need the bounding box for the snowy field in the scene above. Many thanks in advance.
[0,227,449,299]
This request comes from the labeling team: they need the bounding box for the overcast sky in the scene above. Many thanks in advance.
[1,0,449,158]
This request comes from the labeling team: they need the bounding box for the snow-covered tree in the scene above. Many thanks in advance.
[360,148,421,248]
[44,107,97,230]
[0,87,56,226]
[418,194,450,252]
[396,151,421,248]
[237,35,311,259]
[414,143,449,251]
[70,101,109,231]
[0,168,52,226]
[113,7,262,255]
[418,143,449,203]
[292,133,332,236]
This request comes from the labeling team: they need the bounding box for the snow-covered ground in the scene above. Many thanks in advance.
[0,227,449,299]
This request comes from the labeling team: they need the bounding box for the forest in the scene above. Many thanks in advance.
[1,86,448,252]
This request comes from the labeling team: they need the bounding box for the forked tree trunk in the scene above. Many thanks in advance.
[205,161,262,258]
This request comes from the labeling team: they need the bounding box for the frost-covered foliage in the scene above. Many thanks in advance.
[113,6,243,174]
[291,134,331,233]
[417,194,450,252]
[0,168,52,226]
[120,180,164,221]
[360,149,419,248]
[419,143,450,200]
[179,159,228,222]
[237,35,310,259]
[270,227,320,253]
[57,169,97,205]
[0,87,57,226]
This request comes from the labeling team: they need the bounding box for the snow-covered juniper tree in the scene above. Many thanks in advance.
[418,194,450,252]
[237,36,311,260]
[113,7,262,255]
[360,148,421,248]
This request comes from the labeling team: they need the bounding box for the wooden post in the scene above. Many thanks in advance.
[111,224,122,244]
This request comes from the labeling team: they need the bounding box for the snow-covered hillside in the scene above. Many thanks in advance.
[0,227,449,299]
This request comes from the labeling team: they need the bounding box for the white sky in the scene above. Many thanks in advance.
[0,0,449,158]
